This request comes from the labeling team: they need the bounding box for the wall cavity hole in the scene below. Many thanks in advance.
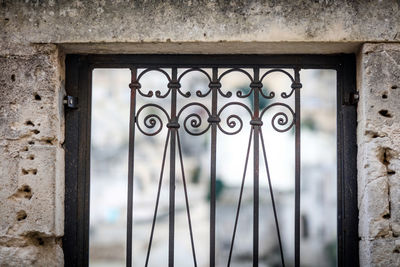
[381,148,391,166]
[391,85,398,90]
[379,109,392,118]
[388,170,396,175]
[34,93,41,101]
[22,186,31,193]
[28,141,34,145]
[28,155,34,160]
[22,146,28,152]
[18,185,32,199]
[11,74,15,82]
[17,210,27,221]
[382,92,388,99]
[25,120,35,126]
[37,237,44,246]
[22,168,37,175]
[31,129,40,135]
[382,213,391,219]
[394,248,400,253]
[44,138,55,145]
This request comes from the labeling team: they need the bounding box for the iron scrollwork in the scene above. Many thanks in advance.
[135,104,171,136]
[177,102,211,136]
[127,66,302,267]
[132,67,299,135]
[260,103,295,133]
[217,102,253,135]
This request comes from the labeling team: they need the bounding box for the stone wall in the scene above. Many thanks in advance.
[0,45,64,266]
[358,44,400,266]
[1,0,400,266]
[1,0,400,46]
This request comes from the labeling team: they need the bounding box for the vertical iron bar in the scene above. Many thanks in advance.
[126,68,137,267]
[252,68,260,267]
[294,68,301,267]
[168,68,178,267]
[209,68,218,267]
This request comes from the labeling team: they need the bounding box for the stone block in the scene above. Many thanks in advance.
[0,239,63,266]
[358,43,400,265]
[0,45,64,264]
[0,141,64,237]
[359,238,400,267]
[0,46,65,143]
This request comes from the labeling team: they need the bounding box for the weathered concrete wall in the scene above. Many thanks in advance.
[0,45,65,266]
[358,44,400,266]
[1,0,400,53]
[1,0,400,266]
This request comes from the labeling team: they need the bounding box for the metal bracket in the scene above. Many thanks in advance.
[63,95,78,109]
[344,92,359,106]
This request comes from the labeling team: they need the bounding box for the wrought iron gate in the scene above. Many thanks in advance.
[64,55,359,267]
[127,67,301,267]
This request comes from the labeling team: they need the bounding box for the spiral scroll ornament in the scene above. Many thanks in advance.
[177,103,211,136]
[217,102,252,135]
[260,103,295,133]
[136,104,170,136]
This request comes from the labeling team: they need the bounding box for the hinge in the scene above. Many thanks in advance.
[344,92,359,106]
[63,95,78,109]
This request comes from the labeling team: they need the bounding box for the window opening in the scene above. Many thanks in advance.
[90,67,336,267]
[63,55,358,267]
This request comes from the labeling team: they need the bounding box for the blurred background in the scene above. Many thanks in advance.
[89,68,337,267]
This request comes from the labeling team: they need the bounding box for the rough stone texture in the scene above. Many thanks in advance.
[1,0,400,51]
[358,43,400,266]
[0,45,64,266]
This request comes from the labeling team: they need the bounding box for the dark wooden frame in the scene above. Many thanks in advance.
[63,54,358,267]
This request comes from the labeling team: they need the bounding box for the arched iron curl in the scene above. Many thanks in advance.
[217,68,254,98]
[136,68,172,98]
[217,102,253,135]
[260,69,297,99]
[260,103,295,133]
[260,69,295,83]
[177,68,213,98]
[178,68,212,83]
[283,81,302,99]
[259,89,275,99]
[177,102,211,136]
[167,81,191,98]
[154,88,171,99]
[136,104,171,136]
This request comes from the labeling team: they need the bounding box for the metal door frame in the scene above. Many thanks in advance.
[63,54,358,267]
